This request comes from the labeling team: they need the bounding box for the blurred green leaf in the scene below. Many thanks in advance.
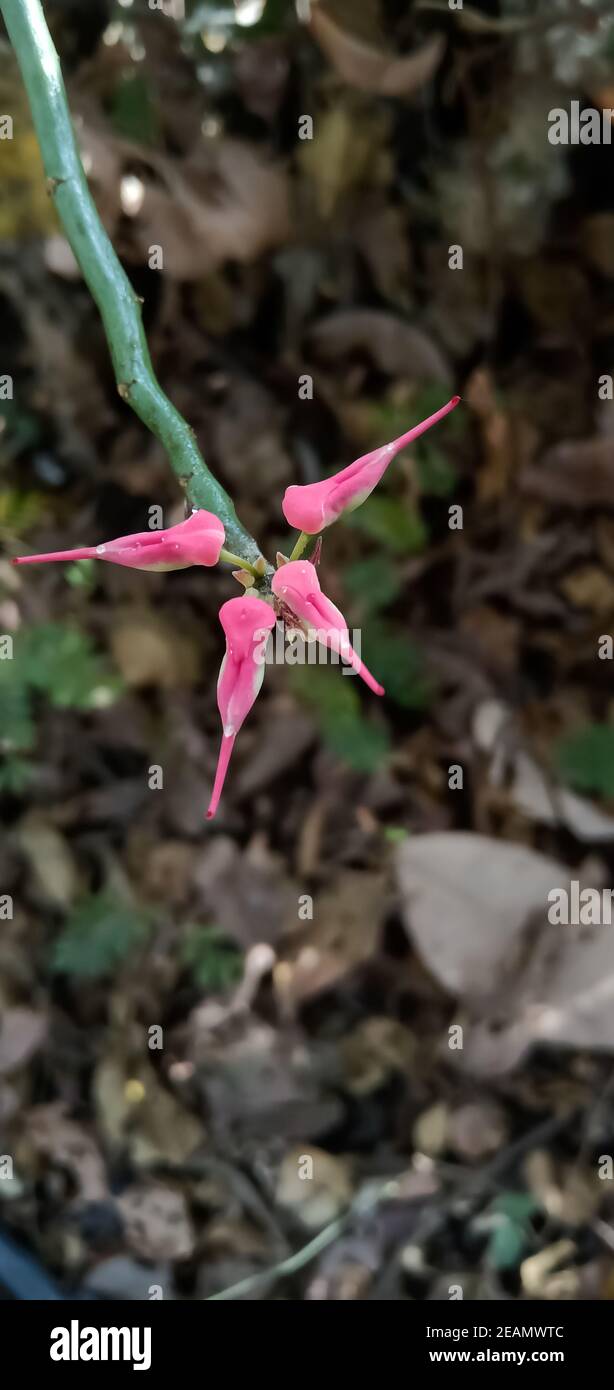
[288,664,390,772]
[416,443,458,497]
[0,400,41,462]
[110,73,160,146]
[345,496,428,554]
[344,556,402,614]
[486,1192,538,1271]
[555,724,614,798]
[20,623,122,710]
[0,488,44,534]
[361,624,431,709]
[64,559,96,591]
[180,924,243,991]
[0,756,33,794]
[0,665,35,754]
[51,892,154,979]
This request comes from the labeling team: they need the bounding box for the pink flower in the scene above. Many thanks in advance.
[282,395,460,534]
[271,560,384,696]
[12,509,225,571]
[206,595,276,820]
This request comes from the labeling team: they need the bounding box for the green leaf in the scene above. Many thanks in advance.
[64,559,96,591]
[416,443,458,497]
[383,826,409,844]
[555,724,614,798]
[51,893,154,979]
[361,624,431,709]
[487,1218,529,1272]
[322,712,389,772]
[345,496,428,554]
[344,556,402,614]
[0,488,44,533]
[0,756,33,795]
[0,664,35,754]
[110,73,160,146]
[288,665,390,773]
[180,924,243,991]
[0,399,41,463]
[19,623,122,710]
[485,1192,539,1272]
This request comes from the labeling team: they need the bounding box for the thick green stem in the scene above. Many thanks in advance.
[0,0,263,567]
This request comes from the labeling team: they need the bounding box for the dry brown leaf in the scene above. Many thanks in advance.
[310,309,451,383]
[117,1183,194,1263]
[109,610,201,689]
[521,437,614,508]
[340,1017,416,1095]
[15,814,81,909]
[396,832,564,999]
[0,1007,47,1077]
[448,1101,508,1160]
[128,140,291,281]
[560,565,614,616]
[298,102,391,219]
[275,870,386,1008]
[276,1145,352,1230]
[396,832,614,1072]
[94,1053,203,1167]
[26,1103,107,1202]
[309,5,444,97]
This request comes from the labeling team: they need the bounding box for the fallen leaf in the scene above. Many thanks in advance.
[276,1145,352,1230]
[396,832,564,999]
[412,1102,448,1157]
[396,832,614,1072]
[310,309,451,383]
[275,870,386,1007]
[127,140,291,281]
[117,1184,194,1263]
[520,1240,578,1299]
[15,814,81,909]
[521,438,614,509]
[109,610,201,689]
[0,1007,47,1077]
[309,5,445,97]
[94,1053,203,1167]
[26,1104,107,1202]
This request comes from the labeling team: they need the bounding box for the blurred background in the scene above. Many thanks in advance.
[2,0,614,1302]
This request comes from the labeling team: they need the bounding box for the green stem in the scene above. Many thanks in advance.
[288,531,310,562]
[218,547,259,578]
[0,0,263,568]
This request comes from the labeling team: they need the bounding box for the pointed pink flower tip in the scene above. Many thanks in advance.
[282,395,461,533]
[11,509,225,572]
[206,595,276,820]
[271,560,384,696]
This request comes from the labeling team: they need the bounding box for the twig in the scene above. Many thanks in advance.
[207,1212,348,1301]
[0,0,264,567]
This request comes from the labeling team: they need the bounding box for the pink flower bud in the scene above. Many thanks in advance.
[271,560,384,696]
[282,395,460,534]
[206,595,276,820]
[12,509,225,571]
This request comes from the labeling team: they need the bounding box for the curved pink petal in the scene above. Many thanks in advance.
[206,595,276,819]
[271,560,384,696]
[282,395,460,533]
[12,509,225,571]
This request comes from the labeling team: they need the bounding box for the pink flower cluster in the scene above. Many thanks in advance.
[14,396,460,816]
